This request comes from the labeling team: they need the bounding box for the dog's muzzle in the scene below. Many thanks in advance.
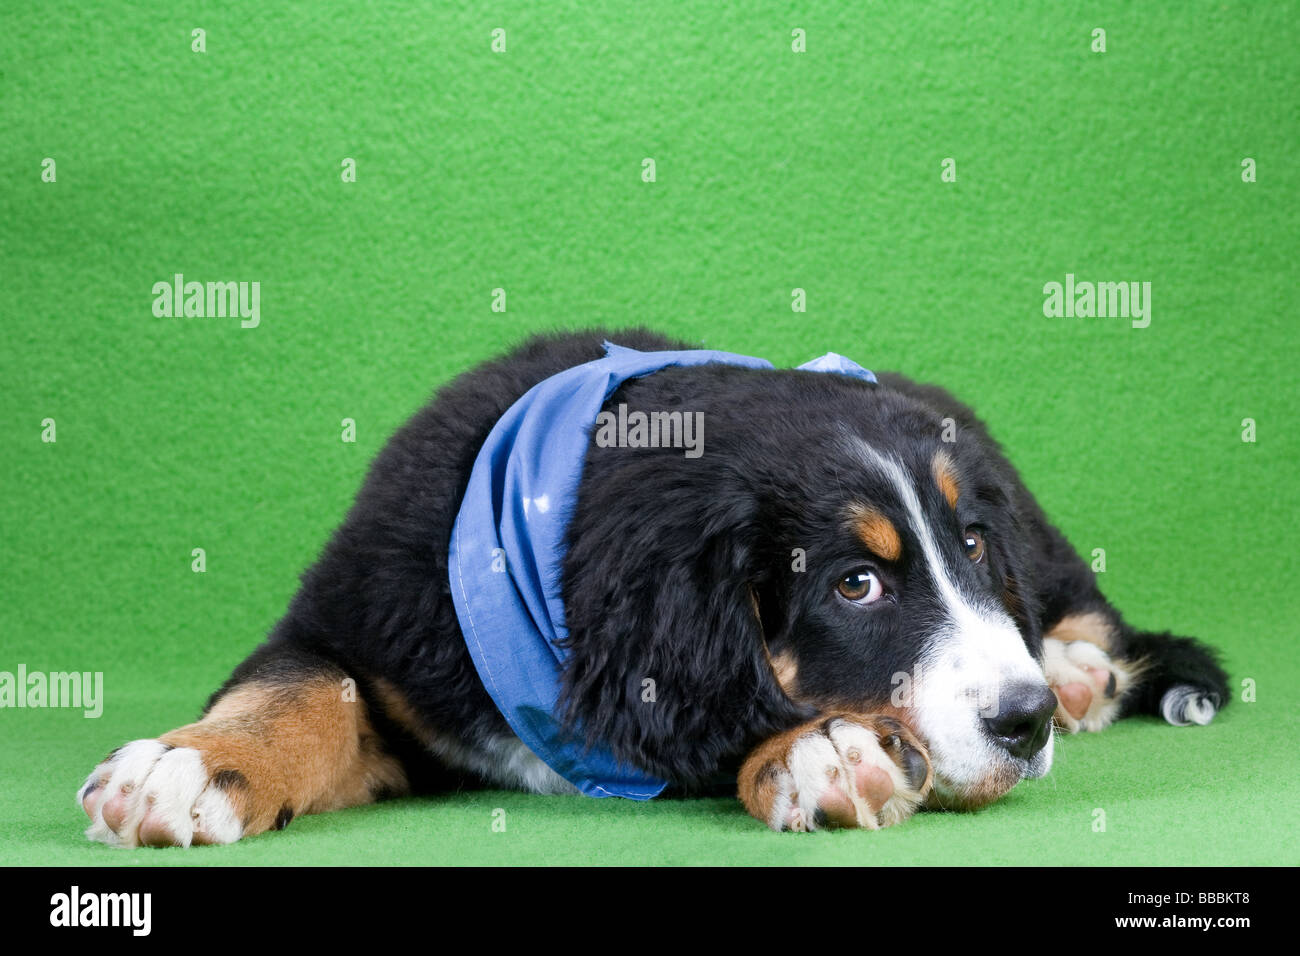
[980,681,1058,760]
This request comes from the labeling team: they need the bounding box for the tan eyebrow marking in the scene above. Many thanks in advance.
[847,504,903,562]
[931,450,960,509]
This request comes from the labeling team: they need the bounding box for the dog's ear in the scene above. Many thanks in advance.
[558,483,808,784]
[976,483,1044,652]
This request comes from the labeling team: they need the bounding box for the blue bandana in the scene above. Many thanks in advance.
[449,341,876,798]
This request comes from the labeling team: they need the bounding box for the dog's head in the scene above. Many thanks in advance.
[561,367,1055,807]
[757,393,1056,809]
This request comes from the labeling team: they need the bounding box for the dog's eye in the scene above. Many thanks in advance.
[963,527,986,563]
[837,571,884,604]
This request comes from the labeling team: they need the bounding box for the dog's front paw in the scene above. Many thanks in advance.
[1042,637,1142,733]
[77,739,245,848]
[738,715,932,832]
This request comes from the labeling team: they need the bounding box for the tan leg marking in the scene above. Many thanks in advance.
[79,674,408,847]
[1046,610,1118,651]
[159,677,408,834]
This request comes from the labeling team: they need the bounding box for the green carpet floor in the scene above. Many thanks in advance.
[2,0,1296,865]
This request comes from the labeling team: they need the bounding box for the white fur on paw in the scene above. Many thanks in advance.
[1042,637,1137,733]
[770,719,928,832]
[1160,685,1218,727]
[78,739,243,848]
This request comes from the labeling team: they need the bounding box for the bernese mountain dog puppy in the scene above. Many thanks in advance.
[77,328,1228,844]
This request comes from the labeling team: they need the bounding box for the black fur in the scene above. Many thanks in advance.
[211,769,249,792]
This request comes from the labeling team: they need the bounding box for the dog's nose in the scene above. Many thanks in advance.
[982,683,1058,759]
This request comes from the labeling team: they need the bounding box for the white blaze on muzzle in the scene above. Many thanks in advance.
[847,438,1054,793]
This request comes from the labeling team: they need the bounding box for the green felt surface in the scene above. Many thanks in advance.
[1,1,1297,866]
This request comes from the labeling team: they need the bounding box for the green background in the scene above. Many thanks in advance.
[2,1,1296,865]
